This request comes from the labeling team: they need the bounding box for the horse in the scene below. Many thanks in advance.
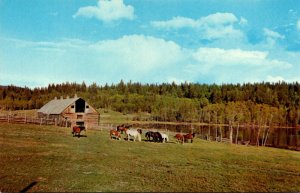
[110,129,121,140]
[125,128,142,142]
[72,125,86,137]
[145,131,163,142]
[160,133,169,143]
[152,132,163,142]
[145,131,152,141]
[145,131,154,141]
[174,133,184,144]
[137,128,142,135]
[117,124,131,134]
[183,133,196,143]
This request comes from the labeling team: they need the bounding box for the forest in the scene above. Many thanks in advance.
[0,81,299,127]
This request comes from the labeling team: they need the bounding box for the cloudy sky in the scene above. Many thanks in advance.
[0,0,300,88]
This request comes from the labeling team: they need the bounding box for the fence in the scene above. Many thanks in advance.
[99,123,116,130]
[0,115,71,127]
[0,115,115,130]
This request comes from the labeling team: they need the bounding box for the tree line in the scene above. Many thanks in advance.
[0,81,299,126]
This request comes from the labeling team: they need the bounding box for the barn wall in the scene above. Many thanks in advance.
[37,112,45,118]
[37,113,60,120]
[61,101,99,128]
[38,98,100,128]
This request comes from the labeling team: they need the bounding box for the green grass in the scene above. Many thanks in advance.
[99,109,152,124]
[0,123,299,192]
[99,109,135,124]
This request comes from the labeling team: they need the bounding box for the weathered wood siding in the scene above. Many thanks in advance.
[61,101,99,128]
[37,113,61,120]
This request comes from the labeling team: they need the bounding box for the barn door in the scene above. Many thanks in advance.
[75,98,85,113]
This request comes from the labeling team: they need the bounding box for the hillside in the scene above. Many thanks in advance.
[0,123,299,192]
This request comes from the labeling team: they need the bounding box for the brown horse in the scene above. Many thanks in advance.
[117,124,131,134]
[183,133,196,143]
[110,129,121,140]
[174,133,184,144]
[72,125,86,137]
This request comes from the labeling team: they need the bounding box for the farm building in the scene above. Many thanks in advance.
[37,95,100,128]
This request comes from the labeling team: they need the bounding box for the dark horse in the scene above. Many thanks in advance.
[72,125,86,137]
[117,124,132,134]
[183,133,196,143]
[145,131,154,141]
[145,131,163,142]
[145,131,153,141]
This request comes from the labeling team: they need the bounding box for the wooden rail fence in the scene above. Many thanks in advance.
[0,115,71,127]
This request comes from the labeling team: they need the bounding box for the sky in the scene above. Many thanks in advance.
[0,0,300,88]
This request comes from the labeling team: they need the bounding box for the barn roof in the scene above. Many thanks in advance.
[37,97,80,115]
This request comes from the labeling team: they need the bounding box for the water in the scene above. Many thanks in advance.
[129,122,300,150]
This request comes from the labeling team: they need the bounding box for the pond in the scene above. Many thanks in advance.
[128,122,300,151]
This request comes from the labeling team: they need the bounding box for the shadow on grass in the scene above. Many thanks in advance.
[19,181,37,193]
[109,137,180,144]
[73,134,87,138]
[142,139,177,144]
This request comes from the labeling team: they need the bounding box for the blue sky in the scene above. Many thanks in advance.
[0,0,300,88]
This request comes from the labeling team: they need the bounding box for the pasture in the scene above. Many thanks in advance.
[0,123,299,192]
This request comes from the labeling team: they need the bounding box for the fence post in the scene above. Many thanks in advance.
[40,118,42,126]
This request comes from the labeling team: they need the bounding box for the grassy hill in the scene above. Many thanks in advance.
[0,123,299,192]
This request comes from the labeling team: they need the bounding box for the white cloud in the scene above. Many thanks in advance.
[73,0,134,22]
[151,16,197,29]
[0,36,185,86]
[0,72,65,89]
[90,35,185,72]
[239,17,248,25]
[263,28,285,47]
[266,75,300,83]
[191,48,292,70]
[151,12,239,29]
[199,12,238,26]
[193,48,267,66]
[0,36,295,87]
[186,47,293,83]
[264,28,285,39]
[151,12,245,40]
[266,75,285,83]
[202,25,243,40]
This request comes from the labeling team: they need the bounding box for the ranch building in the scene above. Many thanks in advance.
[37,95,100,128]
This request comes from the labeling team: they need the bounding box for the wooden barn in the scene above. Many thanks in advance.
[37,95,100,128]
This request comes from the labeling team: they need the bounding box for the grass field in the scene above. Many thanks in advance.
[99,109,153,124]
[1,123,300,192]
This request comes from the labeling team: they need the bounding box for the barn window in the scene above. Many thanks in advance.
[75,98,85,112]
[77,115,83,119]
[86,105,89,109]
[71,105,74,108]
